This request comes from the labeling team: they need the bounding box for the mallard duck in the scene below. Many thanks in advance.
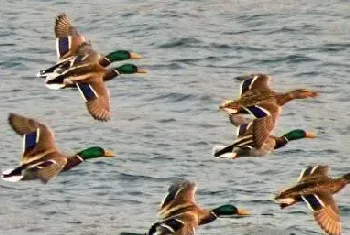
[212,113,316,158]
[44,43,147,121]
[37,14,142,78]
[275,165,350,235]
[219,73,318,114]
[120,179,250,235]
[45,62,147,90]
[38,49,142,79]
[216,74,318,158]
[1,113,115,184]
[45,59,147,90]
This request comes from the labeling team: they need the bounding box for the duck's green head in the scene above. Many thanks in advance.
[212,204,251,217]
[113,64,148,75]
[106,50,142,62]
[283,129,317,141]
[77,146,116,160]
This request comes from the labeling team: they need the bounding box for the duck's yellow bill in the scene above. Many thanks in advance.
[136,68,148,74]
[305,132,317,138]
[104,150,116,157]
[237,208,251,216]
[129,52,142,59]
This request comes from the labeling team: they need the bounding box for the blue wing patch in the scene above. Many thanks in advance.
[244,105,270,118]
[240,78,253,95]
[238,124,248,135]
[301,166,314,178]
[58,37,69,57]
[301,194,324,211]
[77,83,98,102]
[23,131,38,151]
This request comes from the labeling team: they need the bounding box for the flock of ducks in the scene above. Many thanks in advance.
[1,14,349,235]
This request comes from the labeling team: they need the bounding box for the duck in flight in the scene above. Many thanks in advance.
[37,14,142,78]
[44,42,147,122]
[1,113,116,184]
[120,179,250,235]
[215,74,318,158]
[212,113,316,158]
[275,165,350,235]
[219,73,318,114]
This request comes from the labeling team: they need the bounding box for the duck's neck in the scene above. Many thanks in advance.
[273,130,307,149]
[99,57,112,67]
[276,90,309,106]
[62,155,85,172]
[103,69,120,81]
[198,209,217,225]
[272,136,288,149]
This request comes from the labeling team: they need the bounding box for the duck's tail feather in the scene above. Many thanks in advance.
[37,58,72,78]
[36,70,48,79]
[212,144,234,158]
[44,74,67,90]
[1,167,23,182]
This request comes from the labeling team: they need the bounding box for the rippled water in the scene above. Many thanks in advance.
[0,0,349,234]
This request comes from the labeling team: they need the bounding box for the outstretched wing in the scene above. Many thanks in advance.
[76,78,111,122]
[251,115,276,148]
[235,74,272,96]
[55,14,86,60]
[301,191,341,235]
[159,179,197,219]
[232,116,274,149]
[297,165,329,182]
[8,113,58,165]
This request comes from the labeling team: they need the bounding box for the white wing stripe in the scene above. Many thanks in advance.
[35,128,40,143]
[298,169,307,181]
[249,75,259,90]
[55,38,60,59]
[90,84,99,98]
[310,166,318,174]
[76,84,88,102]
